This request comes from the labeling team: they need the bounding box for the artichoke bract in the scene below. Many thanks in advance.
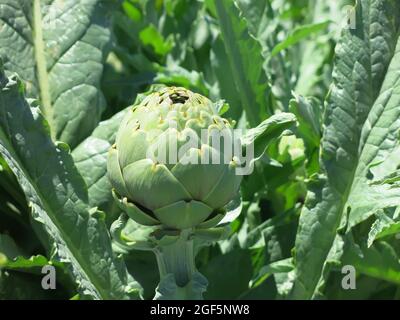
[107,87,242,230]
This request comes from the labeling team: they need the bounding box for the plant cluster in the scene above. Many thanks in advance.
[1,0,400,300]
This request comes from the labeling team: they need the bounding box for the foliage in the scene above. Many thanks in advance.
[1,0,400,300]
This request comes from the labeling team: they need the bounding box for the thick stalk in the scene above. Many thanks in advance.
[154,229,196,287]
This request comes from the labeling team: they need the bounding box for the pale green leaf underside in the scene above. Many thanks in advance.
[0,0,111,148]
[291,0,400,299]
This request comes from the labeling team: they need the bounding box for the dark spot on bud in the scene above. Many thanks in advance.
[170,92,189,104]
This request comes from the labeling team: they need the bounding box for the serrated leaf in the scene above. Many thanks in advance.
[368,209,400,247]
[0,67,139,299]
[213,0,272,126]
[291,0,400,299]
[1,254,50,271]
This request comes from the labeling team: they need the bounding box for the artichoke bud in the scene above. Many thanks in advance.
[108,87,243,230]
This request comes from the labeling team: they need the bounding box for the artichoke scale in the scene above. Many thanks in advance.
[117,129,149,168]
[171,145,226,202]
[107,147,129,197]
[112,191,161,226]
[154,200,213,229]
[122,158,192,210]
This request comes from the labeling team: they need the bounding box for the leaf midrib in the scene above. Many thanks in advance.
[33,0,54,140]
[0,125,109,299]
[0,79,119,299]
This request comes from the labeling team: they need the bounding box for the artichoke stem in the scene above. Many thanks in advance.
[154,229,196,287]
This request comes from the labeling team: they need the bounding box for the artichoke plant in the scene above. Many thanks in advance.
[108,86,296,299]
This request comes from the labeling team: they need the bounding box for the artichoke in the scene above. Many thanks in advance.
[108,86,296,299]
[107,87,242,230]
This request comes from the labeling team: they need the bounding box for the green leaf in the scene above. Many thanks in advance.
[342,234,400,285]
[289,94,322,148]
[72,108,129,210]
[0,234,51,272]
[210,35,242,120]
[291,0,400,299]
[0,234,21,261]
[0,67,139,299]
[1,255,49,270]
[139,24,174,56]
[235,0,292,110]
[294,39,332,97]
[324,272,399,300]
[0,269,68,299]
[0,0,112,147]
[235,0,275,46]
[251,258,294,288]
[271,22,330,57]
[200,249,253,299]
[213,0,272,126]
[241,112,297,162]
[155,65,209,95]
[368,208,400,247]
[215,100,230,116]
[124,250,159,300]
